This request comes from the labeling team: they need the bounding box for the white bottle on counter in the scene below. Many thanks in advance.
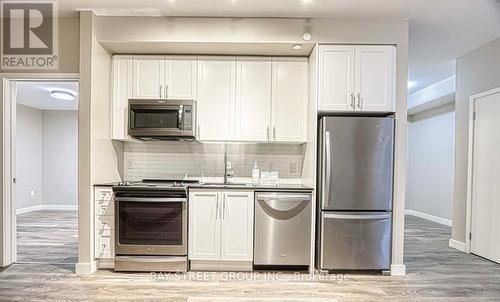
[252,162,260,184]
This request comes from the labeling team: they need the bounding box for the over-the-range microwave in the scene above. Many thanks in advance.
[128,99,196,141]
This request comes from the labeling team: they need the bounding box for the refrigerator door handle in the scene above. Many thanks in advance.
[322,130,332,208]
[323,213,392,220]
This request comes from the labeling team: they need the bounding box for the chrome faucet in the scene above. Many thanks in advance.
[224,151,228,184]
[223,150,234,184]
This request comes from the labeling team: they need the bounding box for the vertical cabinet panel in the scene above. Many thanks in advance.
[188,192,221,260]
[235,57,272,141]
[354,46,396,112]
[220,191,254,261]
[197,57,236,141]
[111,56,132,140]
[132,57,165,99]
[318,45,355,111]
[272,58,308,142]
[165,56,197,100]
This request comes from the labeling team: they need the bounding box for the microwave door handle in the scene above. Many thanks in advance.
[178,105,184,130]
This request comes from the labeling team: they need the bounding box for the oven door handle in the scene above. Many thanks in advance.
[115,197,187,203]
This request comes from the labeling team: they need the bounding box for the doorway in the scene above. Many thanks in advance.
[467,87,500,264]
[3,79,79,267]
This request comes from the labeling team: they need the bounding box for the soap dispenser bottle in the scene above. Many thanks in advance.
[252,162,260,184]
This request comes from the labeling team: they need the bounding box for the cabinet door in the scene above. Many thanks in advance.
[132,56,165,99]
[197,57,236,141]
[188,191,221,260]
[271,58,308,142]
[111,56,132,140]
[354,46,396,112]
[235,57,272,141]
[220,191,254,261]
[318,45,355,111]
[165,56,197,100]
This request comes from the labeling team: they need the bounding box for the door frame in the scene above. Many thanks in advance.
[1,73,78,267]
[465,86,500,254]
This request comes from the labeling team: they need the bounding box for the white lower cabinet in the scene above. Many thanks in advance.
[189,190,254,263]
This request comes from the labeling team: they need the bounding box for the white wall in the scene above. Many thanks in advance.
[16,105,43,210]
[42,111,78,206]
[407,104,455,223]
[453,37,500,244]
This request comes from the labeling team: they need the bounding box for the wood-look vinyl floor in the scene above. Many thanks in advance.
[0,210,499,301]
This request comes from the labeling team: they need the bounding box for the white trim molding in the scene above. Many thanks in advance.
[405,209,452,227]
[390,264,406,276]
[75,260,98,275]
[449,239,466,252]
[16,204,77,215]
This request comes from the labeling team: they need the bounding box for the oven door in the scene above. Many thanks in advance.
[115,197,187,256]
[128,100,194,138]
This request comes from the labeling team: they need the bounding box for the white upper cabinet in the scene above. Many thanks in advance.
[165,56,197,100]
[111,56,132,140]
[220,191,254,261]
[318,45,355,111]
[197,57,237,141]
[235,57,272,141]
[271,58,308,142]
[132,56,197,100]
[132,56,165,99]
[318,45,396,112]
[354,46,396,112]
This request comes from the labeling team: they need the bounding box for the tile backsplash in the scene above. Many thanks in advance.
[123,141,305,181]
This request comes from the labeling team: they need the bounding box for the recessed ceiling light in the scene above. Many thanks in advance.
[50,90,75,100]
[302,32,312,41]
[292,44,302,50]
[407,81,417,89]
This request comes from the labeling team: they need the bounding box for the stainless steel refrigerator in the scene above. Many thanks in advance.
[317,116,394,271]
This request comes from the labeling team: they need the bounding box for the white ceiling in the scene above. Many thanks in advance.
[56,0,500,93]
[16,82,78,111]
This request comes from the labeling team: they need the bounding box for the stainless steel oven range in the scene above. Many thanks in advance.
[112,179,199,272]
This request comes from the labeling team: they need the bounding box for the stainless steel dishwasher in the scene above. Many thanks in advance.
[254,192,312,269]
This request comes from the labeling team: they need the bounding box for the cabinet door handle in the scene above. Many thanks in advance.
[197,124,200,138]
[356,93,362,109]
[266,126,270,141]
[165,84,168,99]
[222,194,226,220]
[159,84,163,98]
[215,194,219,220]
[273,126,276,141]
[350,93,355,109]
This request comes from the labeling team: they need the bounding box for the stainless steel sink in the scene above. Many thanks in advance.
[199,182,253,187]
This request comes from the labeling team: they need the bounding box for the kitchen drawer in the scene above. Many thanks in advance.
[95,200,114,216]
[95,215,114,237]
[95,188,113,201]
[95,231,115,259]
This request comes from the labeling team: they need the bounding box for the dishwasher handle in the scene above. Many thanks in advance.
[256,194,311,202]
[256,193,311,217]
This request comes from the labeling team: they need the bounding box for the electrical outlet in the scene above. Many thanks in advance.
[127,159,134,169]
[290,163,297,174]
[29,190,35,197]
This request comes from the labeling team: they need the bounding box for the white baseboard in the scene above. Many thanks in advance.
[405,209,452,227]
[75,260,98,275]
[16,205,42,215]
[449,239,466,252]
[16,204,77,214]
[390,264,406,276]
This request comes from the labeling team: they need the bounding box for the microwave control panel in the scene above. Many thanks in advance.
[183,106,193,130]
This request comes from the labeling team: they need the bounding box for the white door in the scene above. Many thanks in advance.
[188,191,221,260]
[220,191,254,261]
[197,57,236,141]
[318,45,355,111]
[471,89,500,264]
[235,57,272,141]
[271,58,308,142]
[132,56,165,99]
[354,46,395,112]
[165,56,197,100]
[111,56,132,140]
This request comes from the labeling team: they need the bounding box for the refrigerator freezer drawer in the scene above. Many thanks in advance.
[320,212,391,270]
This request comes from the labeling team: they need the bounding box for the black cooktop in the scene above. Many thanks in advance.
[113,179,200,193]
